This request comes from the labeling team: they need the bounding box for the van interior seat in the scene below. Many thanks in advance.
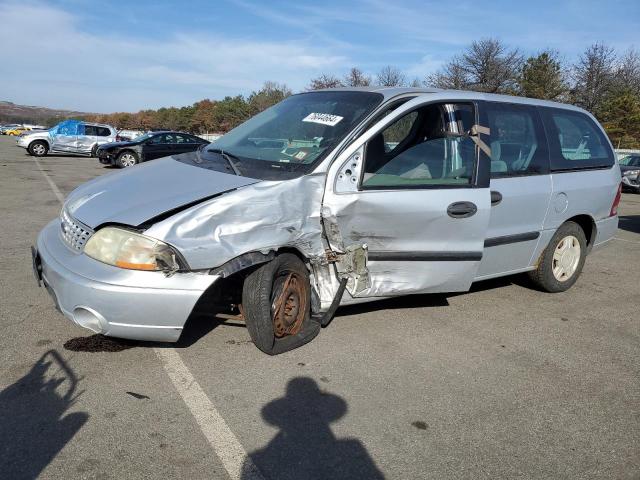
[491,160,508,173]
[490,140,538,173]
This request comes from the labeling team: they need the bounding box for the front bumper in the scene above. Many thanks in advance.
[97,151,116,165]
[16,137,28,148]
[35,220,219,342]
[621,175,640,191]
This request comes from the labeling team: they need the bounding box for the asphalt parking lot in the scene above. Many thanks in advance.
[0,135,639,480]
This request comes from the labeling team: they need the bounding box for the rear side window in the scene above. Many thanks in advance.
[483,102,549,177]
[84,125,97,136]
[541,108,614,170]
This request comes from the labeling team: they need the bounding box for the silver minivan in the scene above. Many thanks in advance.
[18,119,116,157]
[32,88,622,354]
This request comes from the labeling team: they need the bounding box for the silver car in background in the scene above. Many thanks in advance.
[17,119,116,157]
[32,88,622,355]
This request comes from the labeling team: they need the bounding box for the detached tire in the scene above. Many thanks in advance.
[28,141,48,157]
[242,253,320,355]
[117,151,138,168]
[528,221,587,293]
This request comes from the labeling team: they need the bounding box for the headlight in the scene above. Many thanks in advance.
[84,227,184,272]
[623,169,640,177]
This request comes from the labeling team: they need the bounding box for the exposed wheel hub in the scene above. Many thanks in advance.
[271,272,306,337]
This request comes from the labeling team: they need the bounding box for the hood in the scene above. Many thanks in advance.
[22,130,50,140]
[65,157,260,228]
[101,140,138,150]
[620,165,639,172]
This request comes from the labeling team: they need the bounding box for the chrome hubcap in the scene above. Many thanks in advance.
[552,235,581,282]
[121,154,135,166]
[33,144,45,155]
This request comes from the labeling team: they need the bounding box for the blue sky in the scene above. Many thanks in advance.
[0,0,638,112]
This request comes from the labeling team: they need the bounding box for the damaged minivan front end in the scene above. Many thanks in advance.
[33,90,384,351]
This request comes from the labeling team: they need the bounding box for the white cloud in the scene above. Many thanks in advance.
[0,1,348,111]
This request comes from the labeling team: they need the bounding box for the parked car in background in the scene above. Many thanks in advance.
[17,119,116,157]
[96,131,209,167]
[33,88,621,355]
[0,124,22,134]
[115,129,144,142]
[5,126,29,136]
[619,154,640,192]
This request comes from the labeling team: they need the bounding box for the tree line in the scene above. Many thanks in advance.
[80,39,639,147]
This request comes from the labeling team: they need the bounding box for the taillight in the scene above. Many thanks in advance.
[610,183,622,216]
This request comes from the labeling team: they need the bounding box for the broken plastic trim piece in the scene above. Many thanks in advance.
[313,277,348,328]
[209,251,276,278]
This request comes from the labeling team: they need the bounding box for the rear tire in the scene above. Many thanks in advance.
[528,221,587,292]
[117,151,138,168]
[28,141,48,157]
[242,253,320,355]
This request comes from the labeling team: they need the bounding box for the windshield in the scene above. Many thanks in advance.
[203,91,383,179]
[620,155,640,166]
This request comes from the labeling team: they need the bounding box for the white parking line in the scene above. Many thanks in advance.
[33,156,65,203]
[613,237,640,245]
[155,348,263,480]
[34,157,263,480]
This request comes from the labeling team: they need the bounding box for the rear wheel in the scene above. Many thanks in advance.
[28,141,48,157]
[117,151,138,168]
[242,253,320,355]
[528,221,587,292]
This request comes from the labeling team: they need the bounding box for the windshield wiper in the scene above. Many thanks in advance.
[207,148,242,176]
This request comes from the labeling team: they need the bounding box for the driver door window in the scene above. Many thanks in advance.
[362,103,477,189]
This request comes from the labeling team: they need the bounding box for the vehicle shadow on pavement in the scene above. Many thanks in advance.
[0,350,88,479]
[242,377,385,480]
[618,215,640,234]
[335,275,523,318]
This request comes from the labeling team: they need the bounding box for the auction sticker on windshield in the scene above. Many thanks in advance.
[302,112,344,126]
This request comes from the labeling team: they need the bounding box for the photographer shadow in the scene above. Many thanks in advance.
[242,377,384,480]
[0,350,88,479]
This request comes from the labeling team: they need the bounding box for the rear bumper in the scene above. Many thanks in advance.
[35,220,219,342]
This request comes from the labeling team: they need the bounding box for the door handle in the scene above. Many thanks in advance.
[447,201,478,218]
[491,190,502,206]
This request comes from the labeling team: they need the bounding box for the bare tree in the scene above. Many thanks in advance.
[409,77,422,88]
[426,38,523,93]
[343,67,371,87]
[614,47,640,94]
[307,74,343,90]
[427,62,469,90]
[571,43,616,112]
[376,65,407,87]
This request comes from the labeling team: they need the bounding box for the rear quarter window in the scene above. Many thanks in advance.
[541,107,614,171]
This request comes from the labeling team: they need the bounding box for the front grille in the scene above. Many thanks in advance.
[60,209,93,251]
